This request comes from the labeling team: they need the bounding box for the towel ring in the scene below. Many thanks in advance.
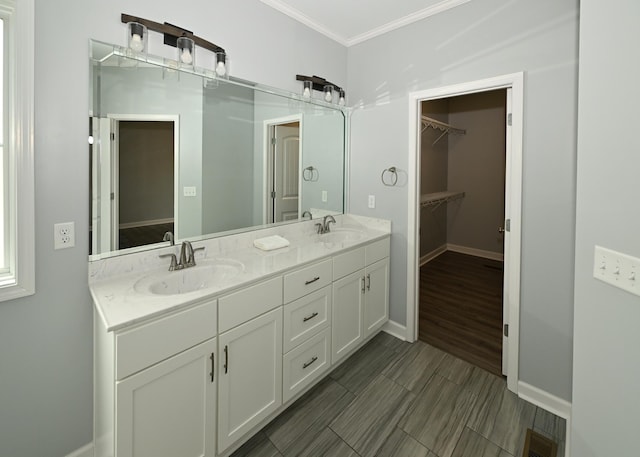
[381,167,398,186]
[303,166,319,182]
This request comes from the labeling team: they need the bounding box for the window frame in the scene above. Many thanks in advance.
[0,0,34,302]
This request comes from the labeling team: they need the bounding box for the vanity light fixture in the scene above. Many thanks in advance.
[121,13,227,74]
[302,80,312,99]
[127,21,147,53]
[177,36,195,66]
[215,51,227,76]
[296,74,345,105]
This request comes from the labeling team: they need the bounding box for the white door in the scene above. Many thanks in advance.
[331,270,365,364]
[217,308,283,453]
[273,124,299,222]
[364,258,390,338]
[115,338,217,457]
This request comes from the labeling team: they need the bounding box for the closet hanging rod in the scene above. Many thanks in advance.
[421,115,466,135]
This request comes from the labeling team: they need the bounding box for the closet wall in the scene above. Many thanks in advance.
[420,90,506,260]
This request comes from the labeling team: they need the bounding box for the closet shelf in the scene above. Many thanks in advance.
[421,115,466,145]
[420,191,465,210]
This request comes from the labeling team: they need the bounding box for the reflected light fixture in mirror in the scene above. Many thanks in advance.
[127,22,147,53]
[302,80,312,99]
[323,84,333,102]
[338,89,346,106]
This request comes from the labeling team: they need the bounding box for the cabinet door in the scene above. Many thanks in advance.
[332,269,365,364]
[218,308,283,453]
[115,338,217,457]
[364,257,390,338]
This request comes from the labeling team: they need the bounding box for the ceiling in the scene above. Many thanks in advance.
[260,0,471,46]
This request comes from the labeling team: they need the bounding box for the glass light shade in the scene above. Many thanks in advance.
[215,51,227,76]
[127,22,147,53]
[177,36,195,67]
[324,84,333,103]
[302,80,312,99]
[338,89,346,106]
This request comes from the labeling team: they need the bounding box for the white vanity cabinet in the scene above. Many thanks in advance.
[282,259,333,403]
[94,299,218,457]
[216,277,283,454]
[331,238,390,364]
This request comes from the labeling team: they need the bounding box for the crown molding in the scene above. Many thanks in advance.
[260,0,472,47]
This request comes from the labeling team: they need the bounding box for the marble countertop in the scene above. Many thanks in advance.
[90,214,391,332]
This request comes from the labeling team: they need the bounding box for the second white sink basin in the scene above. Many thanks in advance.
[319,228,365,245]
[134,258,245,296]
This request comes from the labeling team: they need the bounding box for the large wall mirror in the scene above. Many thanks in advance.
[89,40,346,259]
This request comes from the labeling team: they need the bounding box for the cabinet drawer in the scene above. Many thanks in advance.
[283,259,332,303]
[283,286,331,353]
[333,247,365,280]
[115,299,217,380]
[219,276,282,333]
[283,327,330,403]
[365,237,390,265]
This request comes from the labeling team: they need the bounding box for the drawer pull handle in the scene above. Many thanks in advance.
[361,276,366,293]
[224,345,229,374]
[305,276,320,285]
[366,273,371,291]
[210,353,215,383]
[303,356,318,369]
[303,312,319,322]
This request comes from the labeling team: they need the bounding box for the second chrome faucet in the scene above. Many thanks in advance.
[315,215,336,234]
[160,241,205,271]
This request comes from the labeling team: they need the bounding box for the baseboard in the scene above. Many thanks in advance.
[119,217,174,230]
[518,381,572,457]
[65,443,93,457]
[419,244,447,266]
[447,243,504,261]
[382,320,408,341]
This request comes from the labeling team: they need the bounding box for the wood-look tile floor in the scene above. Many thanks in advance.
[231,333,566,457]
[419,251,504,376]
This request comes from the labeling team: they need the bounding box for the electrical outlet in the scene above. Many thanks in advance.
[593,245,639,297]
[54,222,75,250]
[183,186,197,197]
[368,195,376,209]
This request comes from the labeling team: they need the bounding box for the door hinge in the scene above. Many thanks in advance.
[505,219,511,232]
[110,192,115,200]
[271,190,276,199]
[503,324,509,337]
[111,132,115,141]
[507,113,512,126]
[271,137,276,145]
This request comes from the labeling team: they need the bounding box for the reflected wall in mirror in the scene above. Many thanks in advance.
[89,40,346,259]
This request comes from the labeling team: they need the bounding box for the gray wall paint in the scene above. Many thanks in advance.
[420,99,449,257]
[347,0,578,400]
[0,1,346,456]
[572,1,640,455]
[447,90,506,254]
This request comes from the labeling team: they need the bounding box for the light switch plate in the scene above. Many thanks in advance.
[321,190,328,202]
[593,245,639,297]
[368,195,376,209]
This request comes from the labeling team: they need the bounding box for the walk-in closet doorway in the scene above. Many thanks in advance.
[407,73,524,393]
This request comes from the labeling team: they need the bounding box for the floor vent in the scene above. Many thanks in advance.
[522,429,557,457]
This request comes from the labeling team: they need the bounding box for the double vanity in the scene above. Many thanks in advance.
[91,214,391,457]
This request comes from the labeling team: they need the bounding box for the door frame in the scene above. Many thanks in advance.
[262,114,303,224]
[406,72,524,393]
[106,113,180,247]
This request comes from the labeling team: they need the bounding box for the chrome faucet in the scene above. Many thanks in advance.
[316,215,336,234]
[159,241,205,271]
[302,210,313,220]
[162,231,174,246]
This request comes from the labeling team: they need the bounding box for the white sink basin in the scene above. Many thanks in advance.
[134,258,245,295]
[319,228,365,245]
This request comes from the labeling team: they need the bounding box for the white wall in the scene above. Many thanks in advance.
[572,1,640,455]
[347,0,578,401]
[0,1,346,456]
